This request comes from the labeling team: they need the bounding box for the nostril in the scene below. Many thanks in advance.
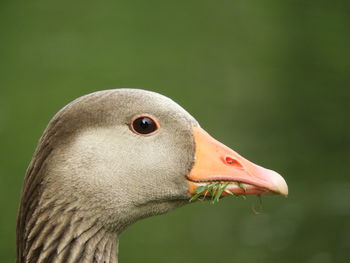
[225,156,237,164]
[224,156,243,168]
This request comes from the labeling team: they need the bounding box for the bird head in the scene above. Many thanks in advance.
[24,89,287,233]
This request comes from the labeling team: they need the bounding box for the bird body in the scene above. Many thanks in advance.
[17,89,287,263]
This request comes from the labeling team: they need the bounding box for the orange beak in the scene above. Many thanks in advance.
[187,126,288,197]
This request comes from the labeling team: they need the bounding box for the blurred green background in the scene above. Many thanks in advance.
[1,1,349,262]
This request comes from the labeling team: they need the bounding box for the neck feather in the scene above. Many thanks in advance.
[16,118,119,263]
[17,201,118,263]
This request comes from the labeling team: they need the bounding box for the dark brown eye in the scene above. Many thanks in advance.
[131,115,159,135]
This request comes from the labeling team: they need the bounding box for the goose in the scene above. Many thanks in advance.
[16,89,288,263]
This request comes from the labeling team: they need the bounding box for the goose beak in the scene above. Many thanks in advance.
[187,126,288,197]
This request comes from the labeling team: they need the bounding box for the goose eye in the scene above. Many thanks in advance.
[131,116,159,135]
